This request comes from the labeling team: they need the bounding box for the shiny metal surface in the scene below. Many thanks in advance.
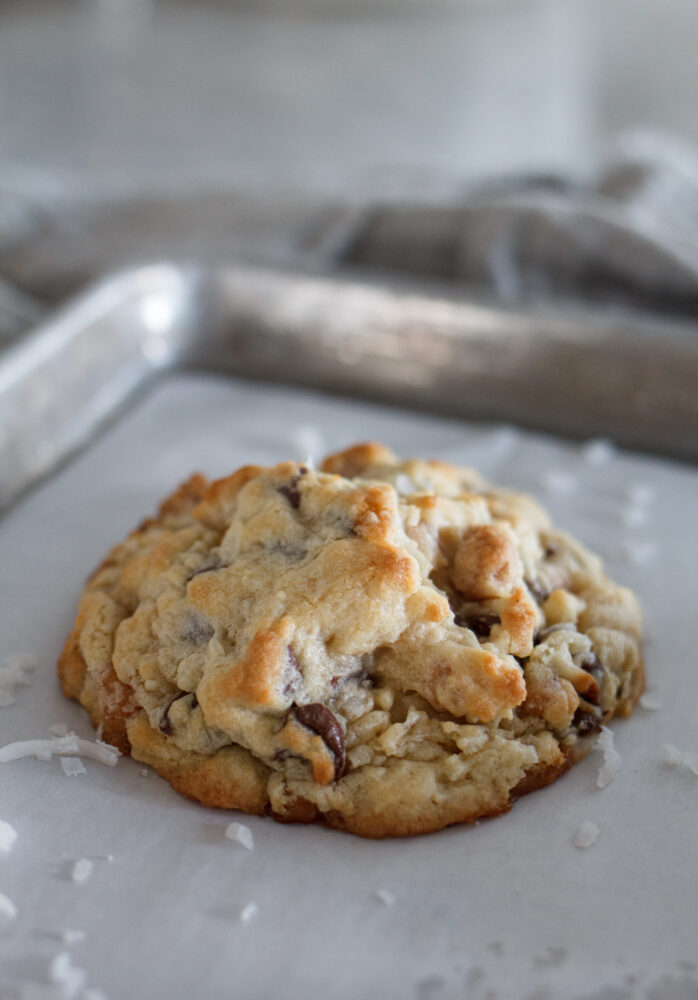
[1,262,696,512]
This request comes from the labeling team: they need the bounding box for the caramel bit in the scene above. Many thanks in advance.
[499,587,539,657]
[451,523,523,601]
[321,442,397,478]
[352,484,399,544]
[197,625,291,716]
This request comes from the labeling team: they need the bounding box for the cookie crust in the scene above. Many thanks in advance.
[58,444,644,838]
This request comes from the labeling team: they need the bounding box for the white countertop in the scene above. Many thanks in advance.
[1,373,697,1000]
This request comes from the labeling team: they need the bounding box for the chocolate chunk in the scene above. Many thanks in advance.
[282,647,301,699]
[579,654,604,705]
[186,557,221,582]
[292,703,346,778]
[537,623,570,641]
[158,691,194,736]
[182,615,214,645]
[278,478,302,509]
[526,578,550,604]
[454,612,500,638]
[581,654,604,683]
[572,707,602,737]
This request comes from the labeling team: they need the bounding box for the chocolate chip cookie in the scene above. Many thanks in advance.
[58,443,644,837]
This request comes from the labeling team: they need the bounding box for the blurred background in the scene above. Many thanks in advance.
[1,0,697,320]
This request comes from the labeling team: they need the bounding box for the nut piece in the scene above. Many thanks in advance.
[451,523,523,600]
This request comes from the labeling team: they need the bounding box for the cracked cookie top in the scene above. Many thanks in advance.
[58,442,644,837]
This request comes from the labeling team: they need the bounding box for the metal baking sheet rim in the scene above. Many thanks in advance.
[0,261,696,514]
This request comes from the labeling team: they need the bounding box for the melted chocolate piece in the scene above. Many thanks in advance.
[454,612,500,639]
[186,556,222,582]
[581,654,604,683]
[572,707,602,737]
[291,703,346,778]
[158,691,196,736]
[526,578,550,604]
[182,615,214,645]
[282,647,301,699]
[537,623,570,641]
[278,478,302,509]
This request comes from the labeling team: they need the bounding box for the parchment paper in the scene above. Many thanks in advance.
[1,374,696,1000]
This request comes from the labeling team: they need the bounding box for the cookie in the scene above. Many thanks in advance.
[58,443,644,838]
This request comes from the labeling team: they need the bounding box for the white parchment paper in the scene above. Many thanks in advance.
[1,374,696,1000]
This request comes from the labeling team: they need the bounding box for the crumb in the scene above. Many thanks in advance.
[639,693,661,711]
[49,723,69,737]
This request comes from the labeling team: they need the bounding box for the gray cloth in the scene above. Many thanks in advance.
[1,132,697,342]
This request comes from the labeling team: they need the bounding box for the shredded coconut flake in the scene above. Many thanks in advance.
[49,723,69,737]
[581,438,615,465]
[0,652,37,709]
[374,889,396,907]
[61,929,86,945]
[0,819,18,853]
[239,902,258,924]
[574,820,600,848]
[639,693,661,711]
[225,822,254,850]
[540,470,575,495]
[619,505,648,528]
[49,951,87,996]
[622,539,657,566]
[290,424,325,464]
[60,757,86,777]
[627,483,655,506]
[663,744,698,776]
[71,858,94,884]
[595,727,621,788]
[394,473,415,496]
[0,734,120,766]
[0,891,18,920]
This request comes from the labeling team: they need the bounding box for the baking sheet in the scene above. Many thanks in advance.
[1,372,697,1000]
